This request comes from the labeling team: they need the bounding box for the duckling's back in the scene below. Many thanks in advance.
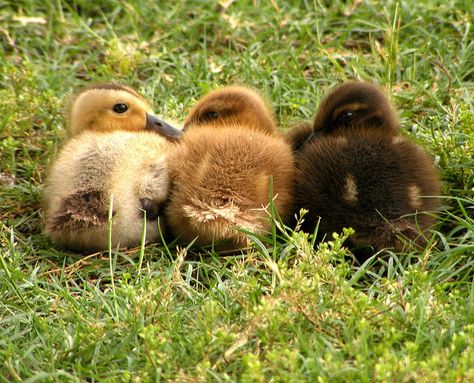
[44,130,171,251]
[166,126,295,248]
[296,128,441,252]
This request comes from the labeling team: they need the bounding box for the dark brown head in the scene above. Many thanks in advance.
[312,81,399,136]
[67,82,182,140]
[183,86,277,134]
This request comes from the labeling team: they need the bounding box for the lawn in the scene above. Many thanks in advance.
[0,0,473,381]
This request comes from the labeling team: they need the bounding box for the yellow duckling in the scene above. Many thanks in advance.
[44,83,182,251]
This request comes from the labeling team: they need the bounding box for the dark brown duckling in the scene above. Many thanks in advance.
[166,86,295,249]
[285,122,313,151]
[292,81,441,254]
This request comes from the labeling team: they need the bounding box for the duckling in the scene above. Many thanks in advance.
[165,86,295,248]
[44,84,182,251]
[293,81,441,253]
[67,82,182,140]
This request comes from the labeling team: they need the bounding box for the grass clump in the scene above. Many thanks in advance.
[1,0,473,381]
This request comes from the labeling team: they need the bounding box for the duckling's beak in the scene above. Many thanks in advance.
[145,114,182,141]
[181,121,193,132]
[304,129,323,146]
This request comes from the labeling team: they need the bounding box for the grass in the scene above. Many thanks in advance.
[1,0,473,381]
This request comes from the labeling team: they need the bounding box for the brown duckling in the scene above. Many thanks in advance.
[67,82,182,140]
[44,84,182,252]
[292,81,441,253]
[165,86,295,248]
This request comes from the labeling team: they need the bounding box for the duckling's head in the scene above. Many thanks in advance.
[183,86,276,134]
[312,81,399,135]
[67,83,182,140]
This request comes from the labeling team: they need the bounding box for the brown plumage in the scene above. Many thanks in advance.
[292,81,441,254]
[44,84,180,251]
[285,122,313,151]
[286,82,399,151]
[312,81,399,136]
[182,86,277,134]
[166,86,295,248]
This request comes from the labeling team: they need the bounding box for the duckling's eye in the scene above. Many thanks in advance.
[336,111,353,123]
[113,103,128,114]
[204,110,219,119]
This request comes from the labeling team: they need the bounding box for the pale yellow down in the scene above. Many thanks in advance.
[44,84,175,251]
[44,130,172,251]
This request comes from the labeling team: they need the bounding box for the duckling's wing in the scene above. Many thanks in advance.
[51,190,111,231]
